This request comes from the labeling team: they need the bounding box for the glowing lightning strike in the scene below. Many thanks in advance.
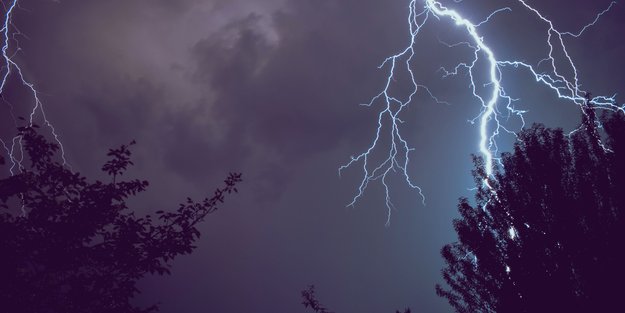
[341,0,623,224]
[0,0,67,175]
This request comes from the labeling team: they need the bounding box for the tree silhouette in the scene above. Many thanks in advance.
[0,125,242,313]
[436,108,625,312]
[301,285,335,313]
[300,285,411,313]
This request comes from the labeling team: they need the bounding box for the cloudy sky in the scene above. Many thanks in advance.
[2,0,624,312]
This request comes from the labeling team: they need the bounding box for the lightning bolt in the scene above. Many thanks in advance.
[342,0,623,224]
[0,0,67,175]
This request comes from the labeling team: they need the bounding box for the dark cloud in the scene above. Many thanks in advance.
[178,0,419,200]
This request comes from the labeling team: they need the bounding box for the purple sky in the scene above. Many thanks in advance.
[2,0,625,312]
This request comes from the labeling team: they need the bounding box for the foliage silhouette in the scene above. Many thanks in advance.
[301,285,411,313]
[436,108,625,312]
[302,285,335,313]
[0,125,242,313]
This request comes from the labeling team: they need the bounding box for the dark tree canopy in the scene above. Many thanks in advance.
[0,125,242,313]
[301,285,336,313]
[436,109,625,313]
[300,285,412,313]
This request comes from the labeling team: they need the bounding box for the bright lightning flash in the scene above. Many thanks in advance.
[0,0,67,175]
[341,0,623,225]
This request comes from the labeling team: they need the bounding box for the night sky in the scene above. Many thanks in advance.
[2,0,625,312]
